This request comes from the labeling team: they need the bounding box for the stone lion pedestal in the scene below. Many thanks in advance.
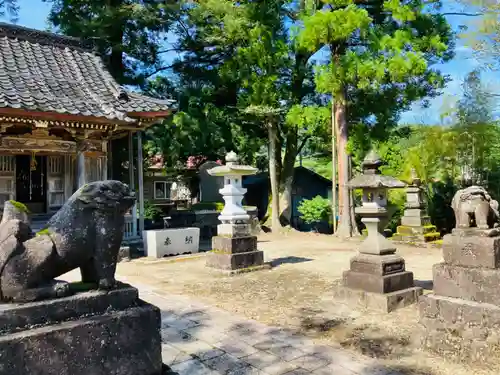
[0,181,164,375]
[0,283,162,375]
[419,186,500,364]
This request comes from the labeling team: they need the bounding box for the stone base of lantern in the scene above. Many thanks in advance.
[333,284,422,313]
[392,208,441,244]
[333,254,423,312]
[207,235,269,274]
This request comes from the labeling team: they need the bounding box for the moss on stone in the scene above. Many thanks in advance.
[35,228,51,236]
[423,231,441,242]
[424,232,440,238]
[8,200,30,213]
[396,232,412,237]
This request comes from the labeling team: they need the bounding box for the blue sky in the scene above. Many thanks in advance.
[10,0,500,125]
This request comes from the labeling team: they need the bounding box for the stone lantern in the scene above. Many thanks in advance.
[206,151,268,273]
[208,151,257,224]
[333,150,423,312]
[393,168,440,244]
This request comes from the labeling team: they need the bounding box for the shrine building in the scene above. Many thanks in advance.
[0,23,173,238]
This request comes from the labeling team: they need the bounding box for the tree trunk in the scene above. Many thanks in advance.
[334,89,360,238]
[279,129,298,226]
[331,98,338,233]
[268,122,282,232]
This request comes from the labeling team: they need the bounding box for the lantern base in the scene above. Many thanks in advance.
[333,284,422,313]
[207,233,267,273]
[333,253,422,312]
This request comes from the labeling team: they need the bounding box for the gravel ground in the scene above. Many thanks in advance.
[96,232,500,375]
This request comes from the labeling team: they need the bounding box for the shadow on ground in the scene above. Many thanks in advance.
[295,308,414,361]
[270,256,314,267]
[361,364,435,375]
[414,280,433,291]
[156,301,435,375]
[298,307,349,335]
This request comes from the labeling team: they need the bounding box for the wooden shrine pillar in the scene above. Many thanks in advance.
[76,151,86,188]
[128,132,138,238]
[137,131,145,238]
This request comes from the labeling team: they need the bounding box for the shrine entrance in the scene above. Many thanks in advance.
[15,155,47,214]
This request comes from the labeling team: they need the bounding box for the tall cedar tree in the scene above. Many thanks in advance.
[294,0,454,237]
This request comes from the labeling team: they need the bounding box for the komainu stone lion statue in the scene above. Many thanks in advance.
[0,180,135,302]
[451,185,500,230]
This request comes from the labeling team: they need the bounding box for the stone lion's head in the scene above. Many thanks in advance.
[76,180,136,213]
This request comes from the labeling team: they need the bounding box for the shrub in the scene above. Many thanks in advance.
[298,196,332,224]
[142,201,163,220]
[191,202,225,212]
[386,188,406,233]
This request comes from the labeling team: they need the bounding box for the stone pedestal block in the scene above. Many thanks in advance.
[433,263,500,306]
[419,294,500,364]
[217,223,251,238]
[207,231,268,273]
[0,283,162,375]
[442,231,500,268]
[343,270,414,294]
[335,253,422,312]
[333,283,422,313]
[206,250,266,273]
[212,236,257,254]
[401,216,431,228]
[349,254,405,275]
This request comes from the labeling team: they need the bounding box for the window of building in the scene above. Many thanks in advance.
[154,181,170,199]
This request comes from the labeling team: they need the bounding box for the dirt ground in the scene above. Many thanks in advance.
[113,232,499,375]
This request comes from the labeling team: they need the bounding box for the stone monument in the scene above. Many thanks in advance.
[333,151,423,312]
[393,168,441,244]
[198,160,224,202]
[419,185,500,363]
[205,151,267,273]
[0,181,163,375]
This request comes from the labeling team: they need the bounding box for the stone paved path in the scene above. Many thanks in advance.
[131,280,398,375]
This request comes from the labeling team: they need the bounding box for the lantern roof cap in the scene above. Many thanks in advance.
[208,151,257,177]
[348,149,405,189]
[361,150,383,170]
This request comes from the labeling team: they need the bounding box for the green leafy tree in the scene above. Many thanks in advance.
[294,0,454,237]
[145,0,271,171]
[0,0,18,22]
[44,0,179,85]
[151,0,326,229]
[452,69,499,185]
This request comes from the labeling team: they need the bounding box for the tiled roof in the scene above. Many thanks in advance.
[0,23,174,123]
